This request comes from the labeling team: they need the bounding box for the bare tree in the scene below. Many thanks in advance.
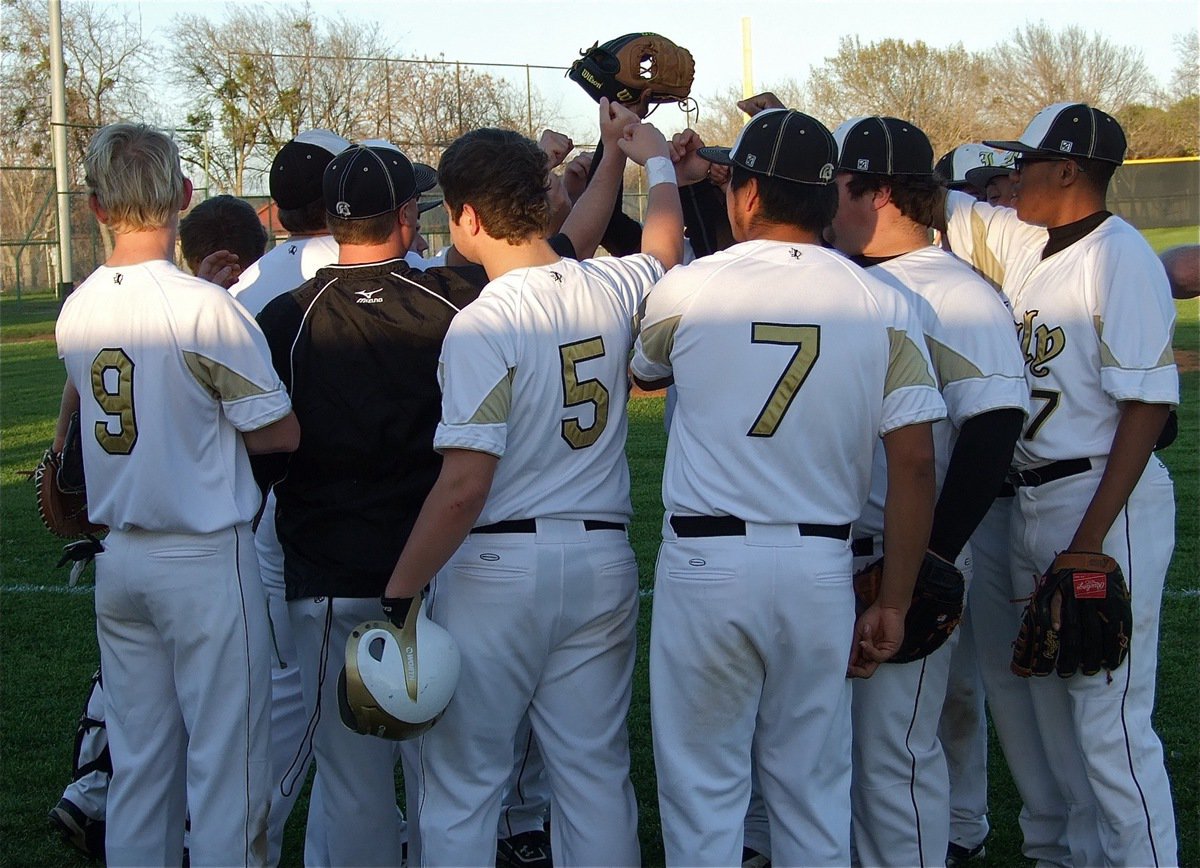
[169,6,394,194]
[802,36,996,158]
[1,0,155,284]
[986,23,1155,131]
[1169,30,1198,104]
[691,80,808,150]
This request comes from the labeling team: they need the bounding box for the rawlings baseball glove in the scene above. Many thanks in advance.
[568,33,695,107]
[854,551,965,665]
[35,412,106,539]
[1011,551,1131,678]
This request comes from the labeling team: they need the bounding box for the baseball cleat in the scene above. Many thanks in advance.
[496,829,552,868]
[741,846,772,868]
[48,797,105,860]
[946,839,987,866]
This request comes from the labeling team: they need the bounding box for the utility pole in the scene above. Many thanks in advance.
[49,0,74,298]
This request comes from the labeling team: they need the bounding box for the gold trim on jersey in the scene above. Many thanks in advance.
[467,367,516,425]
[637,315,682,367]
[924,335,986,387]
[885,328,937,396]
[1093,315,1177,371]
[183,351,272,402]
[969,210,1006,288]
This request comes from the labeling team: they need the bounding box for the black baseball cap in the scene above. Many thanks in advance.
[417,198,443,215]
[698,109,837,185]
[323,141,438,220]
[985,102,1127,165]
[269,129,352,210]
[833,116,934,176]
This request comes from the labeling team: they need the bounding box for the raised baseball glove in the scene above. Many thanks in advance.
[1011,551,1131,678]
[35,411,106,538]
[568,33,695,107]
[854,550,965,665]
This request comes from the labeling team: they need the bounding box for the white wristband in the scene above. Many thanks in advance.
[645,156,677,189]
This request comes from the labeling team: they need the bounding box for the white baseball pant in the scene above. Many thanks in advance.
[651,519,855,867]
[94,523,271,867]
[849,542,972,868]
[416,520,641,868]
[968,495,1075,867]
[939,570,990,854]
[1013,456,1178,867]
[289,595,415,867]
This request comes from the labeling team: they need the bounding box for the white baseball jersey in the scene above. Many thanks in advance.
[944,192,1178,468]
[630,239,946,524]
[854,246,1029,537]
[232,234,339,316]
[57,260,291,533]
[434,254,664,524]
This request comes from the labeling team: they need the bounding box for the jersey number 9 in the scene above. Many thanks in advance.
[90,348,138,455]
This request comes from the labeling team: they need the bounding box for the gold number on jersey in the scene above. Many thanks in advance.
[748,323,821,438]
[1024,388,1061,441]
[90,348,138,454]
[559,336,609,450]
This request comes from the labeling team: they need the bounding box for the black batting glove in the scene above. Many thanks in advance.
[380,595,414,629]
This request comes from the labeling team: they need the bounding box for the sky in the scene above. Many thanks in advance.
[111,0,1198,141]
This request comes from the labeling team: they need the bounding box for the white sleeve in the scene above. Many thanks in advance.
[874,283,947,435]
[433,298,518,457]
[183,287,292,432]
[1093,236,1179,405]
[944,190,1044,287]
[630,264,698,383]
[919,273,1029,426]
[580,253,666,315]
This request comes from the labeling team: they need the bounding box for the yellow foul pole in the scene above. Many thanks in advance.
[742,17,754,99]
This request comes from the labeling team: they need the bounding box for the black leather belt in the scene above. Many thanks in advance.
[472,519,626,534]
[1005,458,1092,489]
[851,537,878,558]
[670,515,851,540]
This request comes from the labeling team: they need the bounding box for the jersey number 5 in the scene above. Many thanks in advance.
[748,323,820,437]
[559,336,609,450]
[90,348,138,454]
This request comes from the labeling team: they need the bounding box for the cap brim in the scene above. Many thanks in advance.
[982,139,1059,156]
[965,167,1012,188]
[697,146,734,166]
[413,163,438,194]
[418,199,443,214]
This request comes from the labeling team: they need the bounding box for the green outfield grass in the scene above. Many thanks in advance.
[2,237,1197,865]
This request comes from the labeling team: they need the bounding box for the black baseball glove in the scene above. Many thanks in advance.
[854,550,965,665]
[1011,551,1132,678]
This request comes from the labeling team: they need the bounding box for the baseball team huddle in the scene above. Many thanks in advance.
[42,30,1181,868]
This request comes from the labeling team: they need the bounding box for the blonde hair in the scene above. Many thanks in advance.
[84,123,185,233]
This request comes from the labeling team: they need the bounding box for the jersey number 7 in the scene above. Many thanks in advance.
[747,323,821,438]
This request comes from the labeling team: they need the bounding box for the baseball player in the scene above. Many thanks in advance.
[934,144,1017,206]
[826,115,1029,868]
[228,128,351,866]
[179,194,268,284]
[381,105,683,866]
[631,107,946,867]
[940,102,1179,867]
[54,122,299,866]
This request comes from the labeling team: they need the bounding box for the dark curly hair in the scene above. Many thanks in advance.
[437,129,550,242]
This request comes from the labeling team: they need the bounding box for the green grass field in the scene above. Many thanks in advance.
[2,230,1197,865]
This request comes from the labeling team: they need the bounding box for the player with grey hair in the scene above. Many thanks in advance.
[55,122,299,866]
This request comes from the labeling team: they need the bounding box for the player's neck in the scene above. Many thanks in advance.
[860,217,931,258]
[477,236,560,281]
[105,225,178,267]
[744,224,823,246]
